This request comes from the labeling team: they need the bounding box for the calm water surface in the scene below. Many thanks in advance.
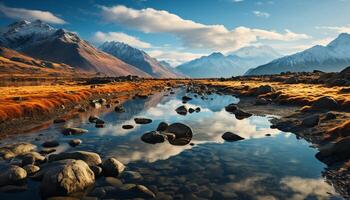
[0,89,342,200]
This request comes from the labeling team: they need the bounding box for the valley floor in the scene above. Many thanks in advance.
[1,76,350,197]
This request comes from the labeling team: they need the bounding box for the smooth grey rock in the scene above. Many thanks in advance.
[175,105,188,115]
[40,160,95,198]
[102,158,125,177]
[0,165,27,186]
[49,151,102,166]
[141,131,167,144]
[222,132,244,142]
[0,143,36,160]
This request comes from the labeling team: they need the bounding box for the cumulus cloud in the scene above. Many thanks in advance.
[0,4,66,24]
[147,50,204,66]
[99,5,309,52]
[253,11,270,18]
[93,31,152,48]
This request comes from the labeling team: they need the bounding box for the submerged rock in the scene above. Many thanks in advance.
[40,160,95,198]
[49,151,102,166]
[120,171,143,182]
[102,158,125,177]
[134,118,152,124]
[0,143,36,160]
[222,132,244,142]
[0,165,27,186]
[175,105,188,115]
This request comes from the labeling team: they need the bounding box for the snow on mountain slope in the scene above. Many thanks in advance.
[0,20,150,77]
[99,41,182,78]
[176,45,280,78]
[246,33,350,75]
[176,52,246,78]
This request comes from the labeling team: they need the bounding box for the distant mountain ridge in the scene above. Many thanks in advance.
[0,20,150,77]
[246,33,350,75]
[176,45,281,78]
[99,41,183,78]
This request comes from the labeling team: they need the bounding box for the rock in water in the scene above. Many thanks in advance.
[49,151,102,166]
[311,96,339,109]
[21,152,46,165]
[166,123,193,146]
[156,122,169,131]
[68,139,82,147]
[102,158,125,177]
[225,103,237,112]
[42,140,60,148]
[222,132,244,142]
[122,125,134,129]
[134,118,152,124]
[141,131,167,144]
[62,128,88,135]
[40,160,95,198]
[234,109,252,120]
[175,105,188,115]
[0,165,27,186]
[23,164,40,175]
[0,143,36,160]
[114,105,125,113]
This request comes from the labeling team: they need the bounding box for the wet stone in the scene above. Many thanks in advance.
[42,140,59,148]
[134,118,153,124]
[122,125,134,129]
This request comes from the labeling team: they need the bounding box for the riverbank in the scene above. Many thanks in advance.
[0,79,187,137]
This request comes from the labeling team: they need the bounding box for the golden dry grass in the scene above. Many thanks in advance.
[0,80,181,122]
[201,80,350,108]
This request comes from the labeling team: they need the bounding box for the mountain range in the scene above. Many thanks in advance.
[246,33,350,75]
[176,45,281,78]
[0,20,172,77]
[99,41,182,78]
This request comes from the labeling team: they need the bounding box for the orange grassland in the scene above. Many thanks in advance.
[0,79,183,122]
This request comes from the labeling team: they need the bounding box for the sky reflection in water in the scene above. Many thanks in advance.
[0,89,342,199]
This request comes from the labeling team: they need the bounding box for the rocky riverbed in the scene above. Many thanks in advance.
[0,78,349,199]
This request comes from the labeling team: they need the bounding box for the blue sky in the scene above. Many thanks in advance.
[0,0,350,65]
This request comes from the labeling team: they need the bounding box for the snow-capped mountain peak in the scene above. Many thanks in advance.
[246,33,350,75]
[99,41,182,78]
[230,45,281,59]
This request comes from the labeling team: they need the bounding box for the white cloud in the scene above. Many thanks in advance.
[93,31,152,48]
[0,4,66,24]
[253,11,270,18]
[147,49,204,66]
[100,5,309,52]
[316,25,350,34]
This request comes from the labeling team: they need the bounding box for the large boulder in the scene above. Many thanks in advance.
[0,165,27,186]
[40,160,95,198]
[166,123,193,146]
[0,143,36,160]
[311,96,339,110]
[102,158,125,177]
[49,151,102,166]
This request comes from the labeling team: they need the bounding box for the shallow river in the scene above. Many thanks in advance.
[0,89,342,200]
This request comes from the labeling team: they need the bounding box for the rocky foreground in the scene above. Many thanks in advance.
[1,68,350,198]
